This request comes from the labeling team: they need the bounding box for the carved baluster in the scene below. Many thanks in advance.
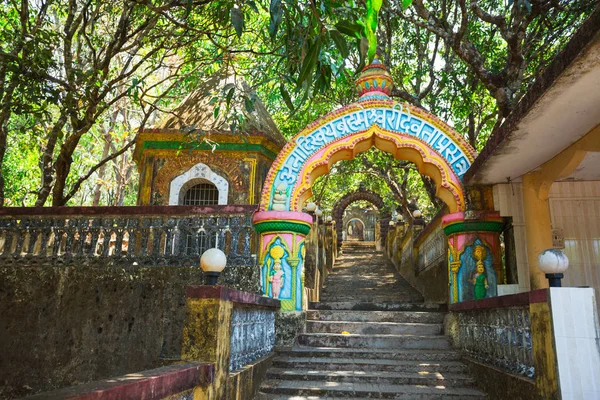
[126,217,139,261]
[242,226,252,264]
[72,218,85,257]
[229,216,241,260]
[63,218,77,257]
[88,218,101,257]
[0,218,12,257]
[113,218,125,260]
[167,217,178,264]
[99,218,112,258]
[151,217,163,259]
[216,216,226,251]
[12,218,28,256]
[24,219,36,256]
[26,218,44,256]
[138,217,151,257]
[189,217,201,258]
[52,218,65,256]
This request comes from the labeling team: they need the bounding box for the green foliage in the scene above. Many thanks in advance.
[0,0,595,212]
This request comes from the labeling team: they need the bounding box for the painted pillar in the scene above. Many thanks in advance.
[522,172,552,290]
[252,211,312,312]
[442,211,504,304]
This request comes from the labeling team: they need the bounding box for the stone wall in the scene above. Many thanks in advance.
[0,263,258,399]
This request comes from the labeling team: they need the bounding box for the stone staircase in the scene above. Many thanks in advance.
[256,242,486,399]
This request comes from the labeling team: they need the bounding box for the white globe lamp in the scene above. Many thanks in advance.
[389,220,395,226]
[538,249,569,287]
[305,202,317,213]
[201,248,227,285]
[412,209,422,219]
[326,216,333,223]
[315,208,323,217]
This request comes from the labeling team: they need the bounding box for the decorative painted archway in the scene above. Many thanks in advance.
[253,59,502,310]
[332,189,390,248]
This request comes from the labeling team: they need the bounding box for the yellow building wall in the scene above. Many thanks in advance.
[549,181,600,316]
[494,181,600,317]
[493,183,531,292]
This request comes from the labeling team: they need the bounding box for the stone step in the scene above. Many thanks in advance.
[320,286,419,292]
[307,310,446,324]
[277,347,462,361]
[305,320,443,335]
[266,368,476,387]
[341,241,376,245]
[258,380,486,399]
[272,357,467,373]
[310,302,444,312]
[297,332,451,349]
[257,395,483,400]
[318,296,425,303]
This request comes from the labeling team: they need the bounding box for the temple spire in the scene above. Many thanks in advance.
[356,58,394,100]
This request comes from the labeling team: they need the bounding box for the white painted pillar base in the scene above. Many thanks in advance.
[549,287,600,399]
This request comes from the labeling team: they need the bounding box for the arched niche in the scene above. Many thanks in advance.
[260,101,476,214]
[169,162,229,205]
[345,218,365,241]
[332,189,391,247]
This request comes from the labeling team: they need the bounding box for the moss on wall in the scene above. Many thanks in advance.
[0,264,258,399]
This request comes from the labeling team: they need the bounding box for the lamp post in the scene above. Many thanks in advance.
[412,209,424,234]
[200,248,227,285]
[538,249,569,287]
[305,202,317,213]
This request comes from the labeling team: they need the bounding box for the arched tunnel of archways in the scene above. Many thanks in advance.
[332,189,391,248]
[252,59,505,312]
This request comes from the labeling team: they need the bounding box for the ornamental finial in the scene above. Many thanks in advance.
[356,57,394,99]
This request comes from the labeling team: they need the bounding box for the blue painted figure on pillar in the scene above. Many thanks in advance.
[261,238,292,300]
[457,239,497,301]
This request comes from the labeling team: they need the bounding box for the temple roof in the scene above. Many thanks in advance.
[147,71,287,149]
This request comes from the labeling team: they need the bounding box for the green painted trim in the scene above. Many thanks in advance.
[142,141,278,160]
[443,220,504,236]
[254,221,312,235]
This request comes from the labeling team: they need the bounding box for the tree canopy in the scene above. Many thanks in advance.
[0,0,596,215]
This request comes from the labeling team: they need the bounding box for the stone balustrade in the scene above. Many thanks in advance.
[385,209,448,303]
[416,223,446,274]
[0,205,257,267]
[229,305,276,372]
[448,295,535,378]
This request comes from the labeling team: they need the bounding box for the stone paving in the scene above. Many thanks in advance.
[256,242,487,399]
